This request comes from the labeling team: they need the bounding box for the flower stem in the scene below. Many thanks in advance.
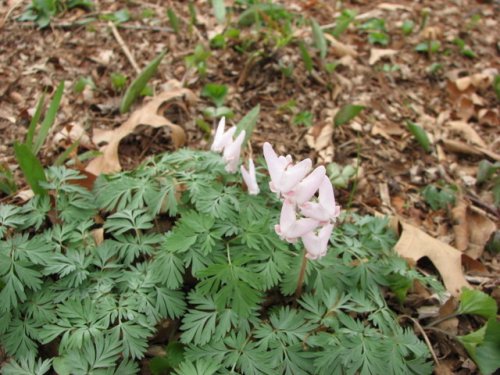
[295,251,308,299]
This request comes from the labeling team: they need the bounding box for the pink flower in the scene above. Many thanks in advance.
[302,224,333,260]
[223,130,246,173]
[263,142,312,194]
[211,117,236,152]
[283,166,326,205]
[300,176,341,223]
[241,159,260,195]
[275,200,319,243]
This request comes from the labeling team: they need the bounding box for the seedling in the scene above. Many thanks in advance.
[415,40,441,55]
[292,111,313,127]
[141,8,155,19]
[201,83,234,119]
[421,183,457,210]
[73,76,95,94]
[100,8,131,24]
[110,72,127,92]
[185,44,211,77]
[360,18,390,46]
[167,8,180,34]
[406,120,432,152]
[0,164,17,195]
[427,62,443,76]
[329,9,356,38]
[334,104,365,127]
[453,38,476,58]
[401,19,414,36]
[327,162,357,188]
[18,0,93,28]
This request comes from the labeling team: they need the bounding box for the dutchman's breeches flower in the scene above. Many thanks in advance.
[211,117,259,194]
[263,142,340,260]
[241,159,260,195]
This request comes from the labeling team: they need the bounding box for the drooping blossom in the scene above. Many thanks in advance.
[263,142,311,194]
[275,200,319,243]
[223,130,246,173]
[263,142,340,260]
[283,165,326,205]
[211,117,235,152]
[241,159,260,195]
[300,176,341,223]
[211,117,246,174]
[302,224,334,260]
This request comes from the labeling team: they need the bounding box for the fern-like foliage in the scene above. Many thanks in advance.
[1,149,436,374]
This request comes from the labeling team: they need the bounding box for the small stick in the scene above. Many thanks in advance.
[400,315,440,367]
[108,21,140,74]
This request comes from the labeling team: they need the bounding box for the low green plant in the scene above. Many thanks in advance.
[1,146,437,374]
[185,45,211,77]
[201,83,234,120]
[292,111,313,127]
[167,8,181,34]
[421,183,457,210]
[360,18,390,46]
[329,9,356,38]
[110,72,128,92]
[401,19,415,36]
[327,163,357,188]
[73,76,95,94]
[453,38,476,58]
[415,40,441,55]
[476,160,500,206]
[18,0,93,28]
[99,8,131,24]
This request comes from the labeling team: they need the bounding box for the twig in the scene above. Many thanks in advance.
[400,315,440,367]
[108,21,140,74]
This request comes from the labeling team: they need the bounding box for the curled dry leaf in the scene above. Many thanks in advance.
[447,120,487,148]
[452,200,469,252]
[86,81,196,175]
[467,209,497,259]
[323,34,358,57]
[305,122,334,163]
[441,139,500,161]
[368,48,398,66]
[391,218,470,296]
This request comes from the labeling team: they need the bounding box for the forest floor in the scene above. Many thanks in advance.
[0,0,499,373]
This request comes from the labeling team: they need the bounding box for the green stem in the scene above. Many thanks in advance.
[295,250,308,299]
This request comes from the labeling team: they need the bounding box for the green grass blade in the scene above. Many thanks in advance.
[26,93,46,149]
[235,105,260,145]
[33,81,65,155]
[14,142,47,195]
[406,120,432,152]
[311,19,327,59]
[167,8,180,34]
[212,0,226,24]
[120,50,166,113]
[298,41,313,73]
[53,140,80,166]
[334,104,365,127]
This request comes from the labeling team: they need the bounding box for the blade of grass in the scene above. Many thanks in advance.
[26,93,46,149]
[33,81,65,155]
[212,0,226,24]
[406,120,432,152]
[311,19,327,59]
[167,9,180,34]
[120,50,166,113]
[334,104,365,127]
[235,105,260,145]
[14,142,47,195]
[298,41,313,73]
[53,140,80,166]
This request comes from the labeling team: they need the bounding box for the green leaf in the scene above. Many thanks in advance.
[331,9,356,38]
[311,19,327,59]
[334,104,365,127]
[120,50,166,113]
[298,41,313,73]
[2,357,52,375]
[174,359,221,375]
[26,92,45,149]
[458,319,500,375]
[457,288,497,319]
[33,81,64,155]
[53,140,80,166]
[493,75,500,100]
[235,105,260,145]
[13,142,47,195]
[211,0,226,24]
[406,120,432,152]
[201,83,228,107]
[167,8,180,34]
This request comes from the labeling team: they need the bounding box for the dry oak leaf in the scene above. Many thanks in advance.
[392,218,470,295]
[305,122,335,163]
[447,120,487,148]
[323,34,358,57]
[86,83,196,175]
[368,48,398,65]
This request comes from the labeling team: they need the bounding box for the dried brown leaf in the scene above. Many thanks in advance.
[368,48,398,65]
[447,120,487,148]
[466,209,497,259]
[392,219,470,295]
[86,82,196,175]
[323,34,358,57]
[452,200,469,251]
